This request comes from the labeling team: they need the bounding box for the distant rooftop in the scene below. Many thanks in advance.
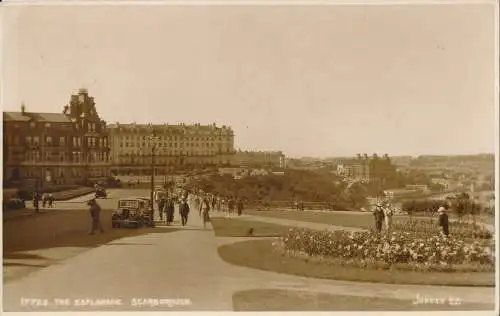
[3,111,71,123]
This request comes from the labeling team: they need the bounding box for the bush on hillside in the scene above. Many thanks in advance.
[191,170,367,208]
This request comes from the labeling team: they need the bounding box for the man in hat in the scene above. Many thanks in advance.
[179,198,190,226]
[437,206,449,237]
[87,198,104,234]
[373,202,385,233]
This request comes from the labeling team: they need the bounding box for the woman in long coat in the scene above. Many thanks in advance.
[166,197,175,225]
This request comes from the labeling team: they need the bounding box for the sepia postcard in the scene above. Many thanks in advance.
[1,0,498,315]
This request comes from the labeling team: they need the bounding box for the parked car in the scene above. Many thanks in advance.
[111,197,155,228]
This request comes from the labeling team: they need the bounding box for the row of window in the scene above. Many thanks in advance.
[23,151,110,163]
[118,150,230,156]
[20,167,106,178]
[115,158,226,165]
[120,135,230,141]
[119,142,228,149]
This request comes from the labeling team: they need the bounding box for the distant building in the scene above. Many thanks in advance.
[337,153,396,184]
[404,184,430,193]
[231,150,286,169]
[108,123,235,175]
[383,189,422,200]
[3,89,111,188]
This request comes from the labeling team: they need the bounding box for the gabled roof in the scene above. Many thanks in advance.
[3,112,31,122]
[30,112,71,123]
[3,111,71,123]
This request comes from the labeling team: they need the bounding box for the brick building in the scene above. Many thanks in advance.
[107,122,235,175]
[2,89,111,188]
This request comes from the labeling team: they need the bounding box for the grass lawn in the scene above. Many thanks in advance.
[233,289,494,311]
[218,239,495,287]
[246,209,494,231]
[211,217,295,237]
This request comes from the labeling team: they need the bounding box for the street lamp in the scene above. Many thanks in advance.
[148,130,160,209]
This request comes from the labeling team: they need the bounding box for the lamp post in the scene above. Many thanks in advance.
[148,130,160,207]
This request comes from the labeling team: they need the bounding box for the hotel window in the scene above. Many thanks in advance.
[60,137,65,146]
[46,136,52,145]
[26,136,32,146]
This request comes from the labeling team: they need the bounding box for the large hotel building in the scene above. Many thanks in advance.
[3,88,287,187]
[107,123,236,175]
[3,89,111,188]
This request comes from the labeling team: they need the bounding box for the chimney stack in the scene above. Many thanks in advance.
[21,103,26,115]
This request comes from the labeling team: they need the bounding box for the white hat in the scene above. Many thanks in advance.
[376,202,383,207]
[438,207,446,213]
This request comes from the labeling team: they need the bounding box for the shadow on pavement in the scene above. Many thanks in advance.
[105,242,155,246]
[3,253,48,260]
[3,209,183,254]
[3,262,49,268]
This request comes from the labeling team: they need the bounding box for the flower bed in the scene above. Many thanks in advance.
[274,228,494,272]
[392,218,493,239]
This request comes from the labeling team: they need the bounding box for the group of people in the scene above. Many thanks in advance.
[192,195,245,217]
[372,202,395,232]
[154,188,218,229]
[372,201,450,237]
[31,191,55,212]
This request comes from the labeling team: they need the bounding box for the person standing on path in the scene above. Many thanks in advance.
[88,198,104,234]
[373,203,385,233]
[200,196,211,229]
[237,198,244,216]
[437,206,449,237]
[180,199,190,226]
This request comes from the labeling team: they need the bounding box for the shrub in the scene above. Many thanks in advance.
[275,228,494,272]
[3,198,26,211]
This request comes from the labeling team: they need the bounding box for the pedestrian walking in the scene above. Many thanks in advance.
[438,207,449,237]
[237,198,244,216]
[42,193,48,208]
[166,197,175,225]
[180,199,190,226]
[48,193,54,208]
[88,198,104,234]
[373,202,385,233]
[217,197,222,213]
[33,191,40,212]
[211,195,217,212]
[227,197,235,216]
[158,195,166,221]
[200,196,211,229]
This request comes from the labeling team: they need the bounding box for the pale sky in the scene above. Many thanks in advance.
[2,2,497,158]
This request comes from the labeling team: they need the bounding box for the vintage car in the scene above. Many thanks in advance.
[111,197,155,228]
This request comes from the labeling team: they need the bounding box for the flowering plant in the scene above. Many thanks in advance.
[275,227,494,272]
